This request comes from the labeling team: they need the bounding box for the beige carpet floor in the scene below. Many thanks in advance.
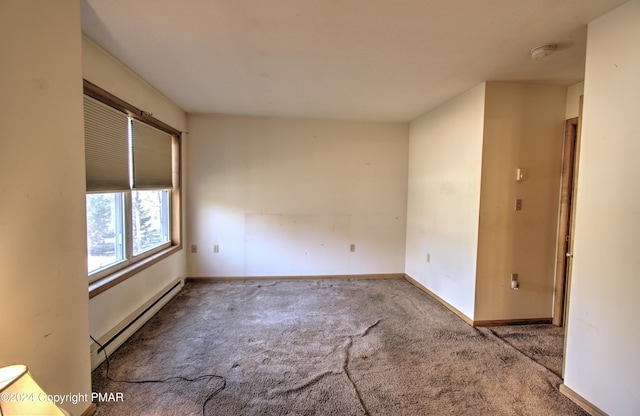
[488,324,565,378]
[91,278,585,415]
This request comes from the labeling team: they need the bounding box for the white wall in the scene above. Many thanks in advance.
[0,1,91,415]
[187,115,408,277]
[405,84,486,320]
[564,1,640,414]
[82,37,189,349]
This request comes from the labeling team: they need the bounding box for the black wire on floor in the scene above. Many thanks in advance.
[90,335,226,416]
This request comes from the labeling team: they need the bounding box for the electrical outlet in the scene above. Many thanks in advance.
[191,244,197,253]
[213,244,219,253]
[515,199,523,211]
[350,244,356,252]
[510,273,519,290]
[426,253,431,262]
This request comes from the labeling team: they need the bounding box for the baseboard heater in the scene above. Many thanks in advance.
[96,280,182,354]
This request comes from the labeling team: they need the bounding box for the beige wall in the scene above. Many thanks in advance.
[565,82,584,119]
[564,1,640,414]
[82,37,189,361]
[186,115,408,277]
[405,84,486,319]
[0,1,91,415]
[475,83,566,321]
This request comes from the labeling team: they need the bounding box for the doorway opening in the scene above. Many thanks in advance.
[553,110,581,328]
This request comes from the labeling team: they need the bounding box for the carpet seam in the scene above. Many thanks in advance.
[481,327,564,394]
[341,320,382,416]
[485,327,563,378]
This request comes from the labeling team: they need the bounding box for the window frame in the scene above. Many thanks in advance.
[85,80,182,298]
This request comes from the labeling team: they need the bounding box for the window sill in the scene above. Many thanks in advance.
[89,244,182,299]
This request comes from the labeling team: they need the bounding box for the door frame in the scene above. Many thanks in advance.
[553,98,583,328]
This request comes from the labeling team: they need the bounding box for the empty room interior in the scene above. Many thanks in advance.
[1,0,639,415]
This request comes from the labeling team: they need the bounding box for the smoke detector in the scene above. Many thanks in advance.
[530,43,557,60]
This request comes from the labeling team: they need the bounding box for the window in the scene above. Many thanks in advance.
[132,189,170,256]
[84,80,181,291]
[86,192,125,274]
[86,189,171,276]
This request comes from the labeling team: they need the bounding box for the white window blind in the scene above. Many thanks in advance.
[84,95,130,191]
[131,118,173,189]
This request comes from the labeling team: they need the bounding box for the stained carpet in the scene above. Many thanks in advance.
[91,278,585,415]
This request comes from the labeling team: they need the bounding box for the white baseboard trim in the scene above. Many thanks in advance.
[90,277,184,370]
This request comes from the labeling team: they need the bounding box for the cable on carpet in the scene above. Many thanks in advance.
[90,335,226,416]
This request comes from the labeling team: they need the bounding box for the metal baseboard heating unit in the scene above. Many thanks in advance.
[91,278,183,369]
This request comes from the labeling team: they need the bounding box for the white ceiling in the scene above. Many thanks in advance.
[81,0,626,122]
